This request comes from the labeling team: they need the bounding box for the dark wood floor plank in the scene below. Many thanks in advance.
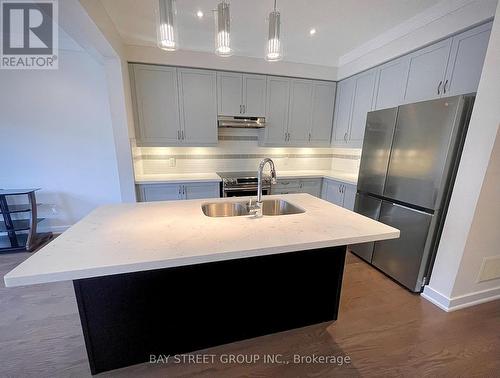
[0,250,499,377]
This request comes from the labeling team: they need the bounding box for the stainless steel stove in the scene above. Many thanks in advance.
[217,171,271,197]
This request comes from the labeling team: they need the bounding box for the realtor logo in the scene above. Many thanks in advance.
[1,0,58,69]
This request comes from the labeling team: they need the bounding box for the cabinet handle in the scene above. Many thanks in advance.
[344,132,348,143]
[239,105,243,114]
[443,79,448,94]
[242,105,246,114]
[178,186,182,195]
[308,133,311,142]
[177,130,180,140]
[181,130,184,140]
[183,185,186,195]
[437,80,442,95]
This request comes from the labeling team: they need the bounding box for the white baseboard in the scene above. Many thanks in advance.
[422,285,500,312]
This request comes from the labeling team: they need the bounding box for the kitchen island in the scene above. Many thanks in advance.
[4,194,398,374]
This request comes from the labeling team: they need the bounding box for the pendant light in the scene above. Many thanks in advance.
[157,0,177,51]
[266,0,282,61]
[215,0,231,57]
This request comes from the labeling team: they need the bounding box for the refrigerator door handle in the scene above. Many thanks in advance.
[392,202,433,216]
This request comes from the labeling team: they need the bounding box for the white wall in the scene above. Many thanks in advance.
[422,1,500,311]
[0,47,122,232]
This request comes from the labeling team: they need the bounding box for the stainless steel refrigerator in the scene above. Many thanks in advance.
[351,95,475,292]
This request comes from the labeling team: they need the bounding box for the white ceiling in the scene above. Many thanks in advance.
[100,0,441,67]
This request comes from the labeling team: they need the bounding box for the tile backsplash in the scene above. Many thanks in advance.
[132,129,361,175]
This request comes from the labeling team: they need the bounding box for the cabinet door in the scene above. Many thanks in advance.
[140,184,181,202]
[332,77,355,145]
[349,69,377,145]
[178,68,218,146]
[217,72,243,116]
[374,56,410,110]
[183,183,220,200]
[342,184,357,210]
[263,76,290,145]
[288,79,313,145]
[322,180,344,206]
[131,65,181,146]
[300,179,322,198]
[243,74,267,116]
[403,38,452,103]
[310,81,336,146]
[444,22,492,97]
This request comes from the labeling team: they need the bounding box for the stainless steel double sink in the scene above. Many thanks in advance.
[202,199,305,217]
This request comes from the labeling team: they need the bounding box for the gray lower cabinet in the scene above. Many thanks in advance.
[321,179,356,210]
[272,178,322,197]
[137,182,220,202]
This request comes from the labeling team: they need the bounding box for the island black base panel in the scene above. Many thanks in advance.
[73,246,347,374]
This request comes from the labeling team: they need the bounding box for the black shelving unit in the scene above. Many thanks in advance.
[0,189,52,253]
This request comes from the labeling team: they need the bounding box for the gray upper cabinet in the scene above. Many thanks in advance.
[332,69,376,147]
[130,64,217,147]
[178,68,218,146]
[310,81,336,146]
[403,38,452,103]
[444,22,492,97]
[288,79,313,145]
[263,76,290,145]
[332,77,355,144]
[217,72,242,116]
[242,74,267,116]
[349,69,377,145]
[131,65,181,146]
[262,77,335,147]
[374,56,410,110]
[217,72,266,116]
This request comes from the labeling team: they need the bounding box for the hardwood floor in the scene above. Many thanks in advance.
[1,251,499,377]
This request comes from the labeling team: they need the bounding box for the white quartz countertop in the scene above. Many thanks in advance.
[135,173,222,184]
[4,194,397,287]
[135,170,357,185]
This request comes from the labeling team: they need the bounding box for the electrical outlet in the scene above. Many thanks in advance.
[169,158,176,167]
[477,256,500,282]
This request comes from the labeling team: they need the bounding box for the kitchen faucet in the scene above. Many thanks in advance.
[249,158,277,217]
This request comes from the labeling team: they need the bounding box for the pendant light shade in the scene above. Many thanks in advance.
[157,0,177,51]
[215,0,231,57]
[266,0,282,61]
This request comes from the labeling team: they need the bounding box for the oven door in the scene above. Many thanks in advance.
[223,187,270,197]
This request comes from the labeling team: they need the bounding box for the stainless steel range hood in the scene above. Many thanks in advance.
[218,116,266,129]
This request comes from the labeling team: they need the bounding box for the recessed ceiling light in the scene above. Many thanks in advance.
[196,10,203,18]
[309,28,316,36]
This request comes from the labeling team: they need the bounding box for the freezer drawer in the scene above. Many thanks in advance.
[383,96,464,210]
[350,193,382,263]
[357,108,398,196]
[372,201,433,292]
